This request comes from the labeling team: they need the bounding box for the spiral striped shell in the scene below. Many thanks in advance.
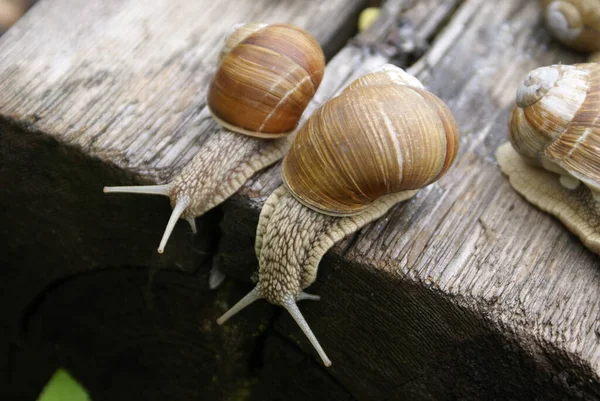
[282,65,459,216]
[207,24,325,138]
[509,63,600,193]
[541,0,600,52]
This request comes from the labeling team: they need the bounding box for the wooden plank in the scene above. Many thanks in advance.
[217,0,600,399]
[0,0,368,399]
[3,0,600,399]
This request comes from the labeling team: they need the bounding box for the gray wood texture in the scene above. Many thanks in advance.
[1,0,599,400]
[0,0,367,399]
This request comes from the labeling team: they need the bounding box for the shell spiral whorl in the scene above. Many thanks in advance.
[542,0,600,52]
[282,66,459,216]
[218,22,268,63]
[207,24,325,138]
[515,65,561,108]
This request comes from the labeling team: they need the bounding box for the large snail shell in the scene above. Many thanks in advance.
[282,66,459,216]
[509,63,600,193]
[207,24,325,138]
[541,0,600,52]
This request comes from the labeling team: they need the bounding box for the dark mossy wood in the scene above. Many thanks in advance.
[9,267,274,400]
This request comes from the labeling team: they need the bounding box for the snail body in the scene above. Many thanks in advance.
[497,63,600,254]
[541,0,600,52]
[217,65,460,367]
[104,23,325,254]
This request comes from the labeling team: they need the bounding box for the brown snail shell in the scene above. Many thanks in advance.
[282,68,459,216]
[207,24,325,138]
[541,0,600,52]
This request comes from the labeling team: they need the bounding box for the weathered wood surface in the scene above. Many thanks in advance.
[218,0,600,399]
[1,0,600,400]
[0,0,368,399]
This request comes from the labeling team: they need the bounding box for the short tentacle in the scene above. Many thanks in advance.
[208,266,227,290]
[297,292,321,301]
[186,217,197,234]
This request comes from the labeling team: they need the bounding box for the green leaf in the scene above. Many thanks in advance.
[37,369,90,401]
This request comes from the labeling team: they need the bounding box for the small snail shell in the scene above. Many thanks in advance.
[541,0,600,52]
[497,63,600,253]
[103,23,325,254]
[207,24,325,138]
[217,65,460,367]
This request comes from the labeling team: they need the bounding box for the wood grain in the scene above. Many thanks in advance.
[219,0,600,399]
[0,0,367,399]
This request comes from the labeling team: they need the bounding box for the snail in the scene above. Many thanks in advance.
[496,63,600,254]
[541,0,600,52]
[216,65,460,367]
[103,23,325,254]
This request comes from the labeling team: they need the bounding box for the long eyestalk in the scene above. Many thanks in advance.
[103,184,171,196]
[158,196,190,254]
[104,183,195,254]
[283,299,331,367]
[217,286,262,325]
